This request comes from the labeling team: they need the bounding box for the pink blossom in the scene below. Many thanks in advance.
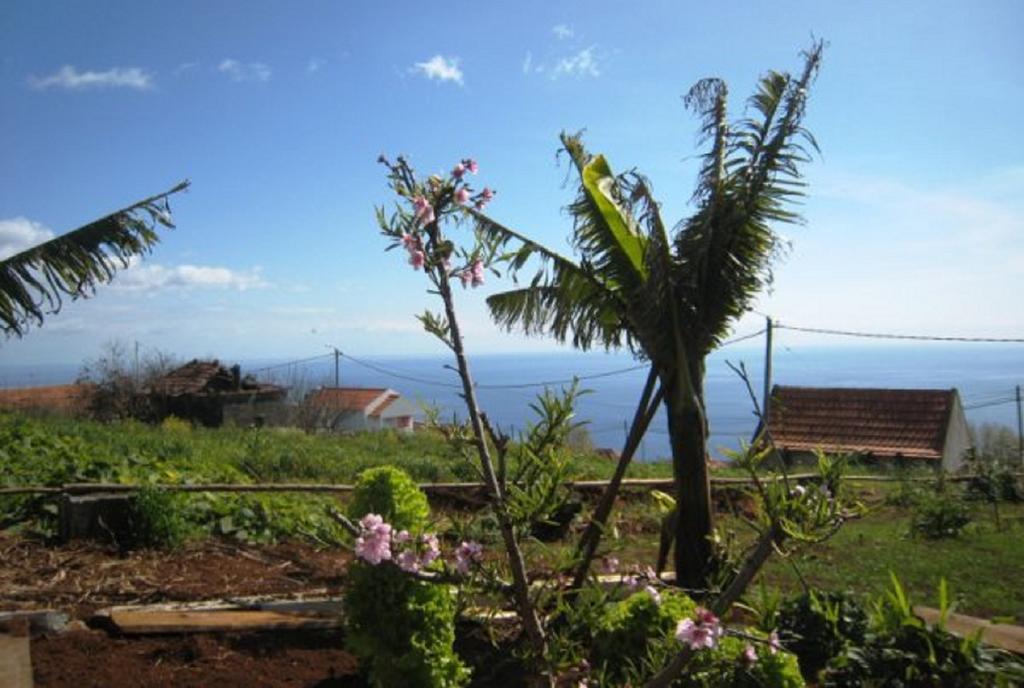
[401,233,419,252]
[458,270,472,288]
[463,158,478,174]
[454,540,483,575]
[412,196,435,225]
[394,529,412,544]
[420,533,441,566]
[452,162,466,179]
[474,187,495,211]
[454,187,471,205]
[600,556,619,574]
[409,249,426,270]
[397,549,421,573]
[644,585,662,605]
[470,259,485,287]
[742,644,758,665]
[674,607,722,651]
[354,513,393,565]
[769,630,781,655]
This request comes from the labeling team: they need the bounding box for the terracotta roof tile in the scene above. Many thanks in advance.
[306,387,389,413]
[0,384,96,415]
[765,386,956,460]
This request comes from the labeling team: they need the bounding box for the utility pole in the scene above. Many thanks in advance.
[762,316,774,425]
[324,345,341,387]
[332,347,341,388]
[1016,384,1023,466]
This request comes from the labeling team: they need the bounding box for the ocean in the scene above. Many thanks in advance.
[5,345,1019,461]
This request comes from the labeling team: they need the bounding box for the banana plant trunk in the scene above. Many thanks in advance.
[664,369,715,591]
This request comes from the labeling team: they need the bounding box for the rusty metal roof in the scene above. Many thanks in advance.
[149,360,284,399]
[764,386,958,460]
[306,387,390,413]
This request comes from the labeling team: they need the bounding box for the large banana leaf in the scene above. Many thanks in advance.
[0,180,189,337]
[580,155,647,283]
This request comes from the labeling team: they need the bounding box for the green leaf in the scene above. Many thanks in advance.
[580,155,647,280]
[0,180,189,337]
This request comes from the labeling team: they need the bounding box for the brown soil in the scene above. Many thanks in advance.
[0,533,351,618]
[31,629,363,687]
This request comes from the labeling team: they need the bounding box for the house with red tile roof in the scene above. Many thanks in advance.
[759,386,972,471]
[304,387,418,433]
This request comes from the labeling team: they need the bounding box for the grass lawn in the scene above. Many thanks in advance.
[756,501,1024,623]
[594,492,1024,623]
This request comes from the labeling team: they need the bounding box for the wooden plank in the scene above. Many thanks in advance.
[0,633,32,688]
[109,609,342,635]
[4,471,1017,497]
[915,606,1024,655]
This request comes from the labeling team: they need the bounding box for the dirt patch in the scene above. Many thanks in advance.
[32,628,362,687]
[0,533,350,618]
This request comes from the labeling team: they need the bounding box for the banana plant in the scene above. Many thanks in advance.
[473,43,824,591]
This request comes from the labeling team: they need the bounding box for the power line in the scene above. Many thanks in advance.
[340,353,463,389]
[250,353,333,374]
[477,364,649,390]
[250,326,768,391]
[964,397,1017,411]
[719,328,767,347]
[775,324,1024,344]
[962,390,1020,405]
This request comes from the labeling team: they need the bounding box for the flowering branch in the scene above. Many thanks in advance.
[329,509,515,594]
[376,155,547,660]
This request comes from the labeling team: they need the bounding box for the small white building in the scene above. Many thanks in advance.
[305,387,419,433]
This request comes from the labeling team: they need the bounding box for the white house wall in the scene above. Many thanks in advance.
[941,393,972,472]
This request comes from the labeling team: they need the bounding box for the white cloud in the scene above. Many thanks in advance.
[411,55,463,85]
[552,24,574,40]
[173,61,200,76]
[0,217,54,259]
[218,59,272,83]
[28,65,153,91]
[307,58,325,74]
[115,259,269,292]
[553,47,601,79]
[522,51,533,75]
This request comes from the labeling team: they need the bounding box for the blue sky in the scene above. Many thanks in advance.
[1,1,1022,366]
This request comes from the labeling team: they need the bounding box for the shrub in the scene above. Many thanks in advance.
[884,474,926,507]
[344,467,469,688]
[965,462,1023,503]
[159,415,192,434]
[347,465,430,530]
[128,486,191,549]
[823,576,1024,687]
[591,588,696,682]
[909,492,971,539]
[685,635,805,688]
[774,590,867,679]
